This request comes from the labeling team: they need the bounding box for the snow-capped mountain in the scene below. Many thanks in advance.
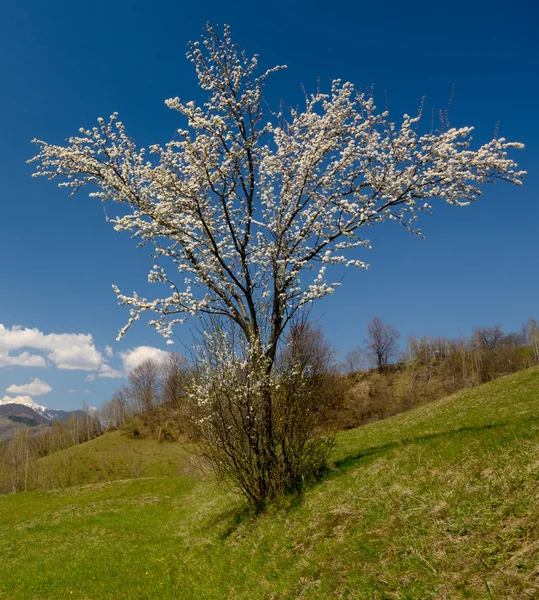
[42,408,86,421]
[0,398,90,444]
[0,395,47,414]
[0,396,85,422]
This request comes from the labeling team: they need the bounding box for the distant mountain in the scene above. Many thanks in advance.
[0,398,86,423]
[43,408,86,422]
[0,396,48,416]
[0,404,47,443]
[0,403,89,444]
[0,401,87,445]
[0,403,48,424]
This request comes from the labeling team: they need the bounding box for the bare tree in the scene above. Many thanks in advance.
[97,399,115,431]
[531,319,539,364]
[161,353,190,411]
[365,317,400,371]
[5,428,32,493]
[473,325,505,352]
[128,358,161,432]
[343,346,362,378]
[110,386,130,429]
[523,318,539,364]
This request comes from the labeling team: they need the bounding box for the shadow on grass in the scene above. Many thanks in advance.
[209,467,332,538]
[332,421,517,473]
[208,416,539,535]
[214,504,254,540]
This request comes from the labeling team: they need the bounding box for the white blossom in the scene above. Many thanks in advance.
[30,24,525,359]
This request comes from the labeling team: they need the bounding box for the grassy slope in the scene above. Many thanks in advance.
[35,430,199,489]
[0,368,538,599]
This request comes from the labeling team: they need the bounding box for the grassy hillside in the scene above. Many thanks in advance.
[0,368,538,599]
[34,430,200,489]
[336,348,538,430]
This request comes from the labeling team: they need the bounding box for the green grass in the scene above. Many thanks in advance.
[35,430,199,489]
[1,368,538,599]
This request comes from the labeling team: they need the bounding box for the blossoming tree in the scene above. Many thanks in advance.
[31,24,525,505]
[31,24,525,361]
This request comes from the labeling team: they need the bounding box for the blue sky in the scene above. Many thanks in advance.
[0,0,537,411]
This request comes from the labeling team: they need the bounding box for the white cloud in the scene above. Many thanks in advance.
[0,325,169,382]
[47,344,103,371]
[0,324,106,372]
[0,395,46,412]
[120,346,169,372]
[84,390,91,394]
[97,364,124,379]
[0,351,47,368]
[6,378,52,396]
[0,394,34,405]
[68,389,77,393]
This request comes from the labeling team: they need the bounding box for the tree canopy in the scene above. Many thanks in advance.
[31,24,525,362]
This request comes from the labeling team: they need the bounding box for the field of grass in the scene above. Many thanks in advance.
[35,430,200,489]
[0,368,538,599]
